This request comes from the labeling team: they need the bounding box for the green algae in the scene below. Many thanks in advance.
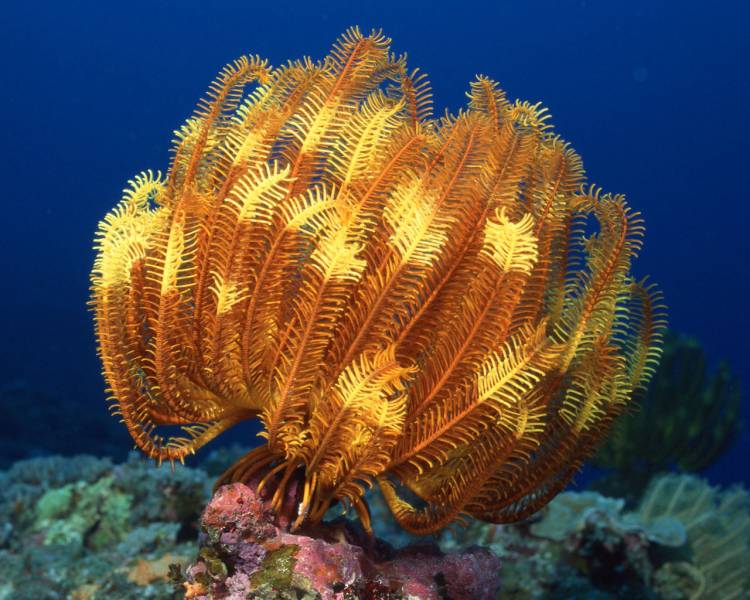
[251,544,300,591]
[198,546,228,581]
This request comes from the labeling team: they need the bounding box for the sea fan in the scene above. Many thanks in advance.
[91,28,665,534]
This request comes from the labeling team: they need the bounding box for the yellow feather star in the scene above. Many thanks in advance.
[90,28,666,535]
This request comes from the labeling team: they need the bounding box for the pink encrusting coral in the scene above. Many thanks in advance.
[183,482,502,600]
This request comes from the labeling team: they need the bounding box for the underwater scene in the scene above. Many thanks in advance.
[1,1,748,598]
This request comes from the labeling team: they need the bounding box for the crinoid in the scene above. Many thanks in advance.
[91,28,665,535]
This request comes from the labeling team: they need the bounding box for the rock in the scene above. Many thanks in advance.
[184,482,502,600]
[378,546,503,600]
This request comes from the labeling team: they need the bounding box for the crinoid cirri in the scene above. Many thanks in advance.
[91,28,665,535]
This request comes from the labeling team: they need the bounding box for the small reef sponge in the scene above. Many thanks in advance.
[91,28,664,534]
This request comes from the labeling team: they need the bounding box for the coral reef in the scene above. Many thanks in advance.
[2,451,747,599]
[592,332,741,500]
[0,453,209,599]
[181,482,502,600]
[440,473,750,599]
[91,26,664,535]
[638,474,750,599]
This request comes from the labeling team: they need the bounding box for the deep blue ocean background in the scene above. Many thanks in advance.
[0,1,747,486]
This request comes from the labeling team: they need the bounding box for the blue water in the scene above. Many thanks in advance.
[0,1,747,485]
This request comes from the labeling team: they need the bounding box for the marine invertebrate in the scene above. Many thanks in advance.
[593,332,741,499]
[638,473,750,599]
[91,28,664,535]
